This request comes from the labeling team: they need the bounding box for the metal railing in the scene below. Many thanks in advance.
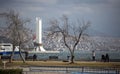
[23,66,120,74]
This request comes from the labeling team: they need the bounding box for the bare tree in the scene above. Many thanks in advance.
[0,10,31,63]
[47,15,90,63]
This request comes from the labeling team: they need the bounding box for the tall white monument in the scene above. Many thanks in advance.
[35,17,46,51]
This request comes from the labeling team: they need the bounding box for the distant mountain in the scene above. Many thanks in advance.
[89,36,120,51]
[43,32,120,51]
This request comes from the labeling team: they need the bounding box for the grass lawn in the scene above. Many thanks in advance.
[0,61,120,69]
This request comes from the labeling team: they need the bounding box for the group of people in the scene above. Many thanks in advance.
[101,53,109,62]
[92,50,109,62]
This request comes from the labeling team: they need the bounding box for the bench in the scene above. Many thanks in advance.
[49,56,58,60]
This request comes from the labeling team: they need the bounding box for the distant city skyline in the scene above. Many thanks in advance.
[0,0,120,37]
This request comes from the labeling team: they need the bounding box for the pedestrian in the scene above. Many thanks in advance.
[33,54,37,61]
[92,50,95,61]
[67,56,70,62]
[25,51,28,60]
[105,53,109,62]
[101,54,105,62]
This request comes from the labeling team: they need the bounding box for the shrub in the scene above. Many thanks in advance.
[0,69,22,74]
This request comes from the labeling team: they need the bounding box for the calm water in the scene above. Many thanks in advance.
[13,50,120,61]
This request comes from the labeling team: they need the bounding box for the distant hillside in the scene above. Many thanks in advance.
[43,33,120,51]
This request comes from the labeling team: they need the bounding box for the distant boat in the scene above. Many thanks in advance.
[0,43,19,55]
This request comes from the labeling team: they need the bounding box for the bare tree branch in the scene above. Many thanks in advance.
[47,15,91,63]
[0,10,32,63]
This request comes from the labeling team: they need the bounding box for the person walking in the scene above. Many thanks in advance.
[92,50,95,61]
[33,54,37,61]
[105,53,109,62]
[25,51,28,60]
[101,54,105,62]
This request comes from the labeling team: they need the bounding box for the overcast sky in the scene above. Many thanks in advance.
[0,0,120,37]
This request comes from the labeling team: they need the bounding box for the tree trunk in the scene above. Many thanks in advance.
[9,46,15,63]
[70,54,74,64]
[19,49,25,63]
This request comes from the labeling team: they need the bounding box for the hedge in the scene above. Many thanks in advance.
[0,69,22,74]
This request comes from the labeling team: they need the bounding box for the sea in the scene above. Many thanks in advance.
[13,50,120,61]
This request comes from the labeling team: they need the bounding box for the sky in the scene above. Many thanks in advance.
[0,0,120,37]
